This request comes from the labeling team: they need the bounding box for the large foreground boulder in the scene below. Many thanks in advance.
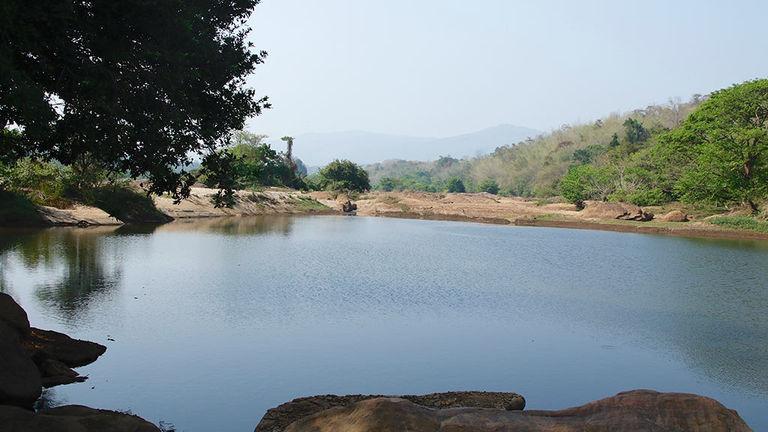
[0,293,31,337]
[256,391,525,432]
[0,404,161,432]
[0,294,43,407]
[0,321,42,408]
[0,294,106,407]
[581,201,654,221]
[267,390,751,432]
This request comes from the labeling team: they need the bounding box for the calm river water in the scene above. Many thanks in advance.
[1,216,766,431]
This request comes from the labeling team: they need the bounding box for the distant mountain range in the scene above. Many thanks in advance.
[276,124,540,167]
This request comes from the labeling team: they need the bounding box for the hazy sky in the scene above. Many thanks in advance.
[246,0,768,138]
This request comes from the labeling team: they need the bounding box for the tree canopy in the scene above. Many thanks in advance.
[0,0,267,202]
[663,79,768,211]
[314,160,370,192]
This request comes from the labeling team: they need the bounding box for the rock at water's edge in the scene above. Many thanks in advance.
[24,327,107,368]
[0,294,107,408]
[255,391,525,432]
[0,322,42,408]
[0,404,161,432]
[266,390,751,432]
[581,201,654,221]
[0,293,31,337]
[660,210,690,222]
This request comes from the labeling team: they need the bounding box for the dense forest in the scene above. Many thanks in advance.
[370,79,768,213]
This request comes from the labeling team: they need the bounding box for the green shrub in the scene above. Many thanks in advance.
[0,190,45,226]
[559,165,614,206]
[90,186,171,224]
[316,160,371,192]
[626,188,667,206]
[478,178,500,194]
[0,158,73,207]
[377,177,397,192]
[446,177,466,193]
[710,216,768,233]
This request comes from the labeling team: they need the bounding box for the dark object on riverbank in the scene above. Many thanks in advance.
[0,293,106,408]
[0,404,161,432]
[341,200,358,213]
[267,390,751,432]
[256,391,526,432]
[581,201,654,221]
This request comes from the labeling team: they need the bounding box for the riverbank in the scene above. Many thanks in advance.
[1,187,333,227]
[6,186,768,242]
[312,191,768,241]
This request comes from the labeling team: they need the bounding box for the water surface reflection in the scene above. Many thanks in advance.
[0,216,766,431]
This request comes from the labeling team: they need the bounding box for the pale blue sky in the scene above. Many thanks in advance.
[246,0,768,138]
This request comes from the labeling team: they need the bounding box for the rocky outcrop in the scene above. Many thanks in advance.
[0,404,160,432]
[581,201,654,221]
[256,391,525,432]
[660,210,689,222]
[0,293,106,407]
[24,328,107,368]
[0,294,162,431]
[275,390,751,432]
[0,292,31,336]
[0,293,41,408]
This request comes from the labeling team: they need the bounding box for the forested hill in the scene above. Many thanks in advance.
[366,98,700,194]
[369,79,768,213]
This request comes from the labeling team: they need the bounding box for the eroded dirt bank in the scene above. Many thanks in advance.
[34,188,332,226]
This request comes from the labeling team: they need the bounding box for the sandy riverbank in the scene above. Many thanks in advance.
[311,191,768,242]
[22,187,768,242]
[34,187,333,226]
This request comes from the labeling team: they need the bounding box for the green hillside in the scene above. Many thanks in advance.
[370,79,768,213]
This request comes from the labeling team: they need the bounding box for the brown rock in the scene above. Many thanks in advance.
[660,210,689,222]
[404,391,524,411]
[38,358,87,388]
[581,201,654,221]
[0,293,31,337]
[0,404,161,432]
[255,391,525,432]
[272,390,751,432]
[0,322,42,408]
[0,294,107,408]
[24,328,106,368]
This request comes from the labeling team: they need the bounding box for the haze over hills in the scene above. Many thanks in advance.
[277,124,540,167]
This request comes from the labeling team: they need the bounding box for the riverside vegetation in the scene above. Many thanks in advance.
[369,79,768,232]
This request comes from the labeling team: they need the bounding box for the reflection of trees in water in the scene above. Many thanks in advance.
[0,216,294,318]
[34,229,123,320]
[157,215,295,236]
[0,227,125,320]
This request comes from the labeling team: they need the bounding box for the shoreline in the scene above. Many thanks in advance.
[7,187,768,242]
[354,211,768,241]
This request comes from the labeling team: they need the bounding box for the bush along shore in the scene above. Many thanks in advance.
[1,294,754,432]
